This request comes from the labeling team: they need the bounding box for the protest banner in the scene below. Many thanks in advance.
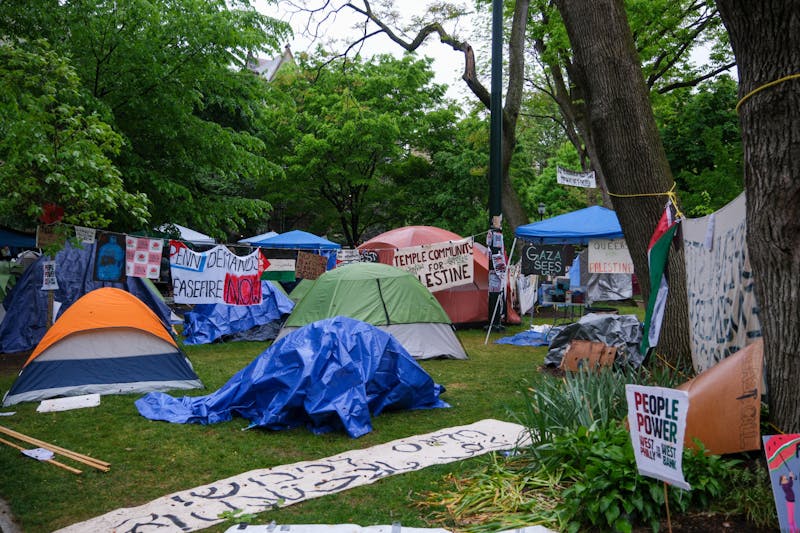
[170,242,262,305]
[588,238,634,274]
[521,243,574,276]
[764,433,800,533]
[626,384,691,490]
[336,248,362,266]
[556,166,597,188]
[125,236,163,279]
[94,232,126,282]
[392,238,473,292]
[295,251,327,280]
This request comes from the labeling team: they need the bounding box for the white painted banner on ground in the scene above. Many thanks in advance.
[170,241,263,305]
[587,238,634,274]
[392,238,473,292]
[626,385,690,490]
[556,167,596,188]
[57,419,527,533]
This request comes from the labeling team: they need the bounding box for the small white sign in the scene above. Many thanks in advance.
[74,226,96,244]
[41,260,59,290]
[557,166,597,188]
[626,384,691,490]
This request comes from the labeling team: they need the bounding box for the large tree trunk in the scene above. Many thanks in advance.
[716,0,800,432]
[554,0,692,366]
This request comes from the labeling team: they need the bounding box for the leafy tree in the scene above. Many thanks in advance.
[261,52,455,246]
[0,40,148,229]
[0,0,291,238]
[654,75,743,214]
[716,0,800,431]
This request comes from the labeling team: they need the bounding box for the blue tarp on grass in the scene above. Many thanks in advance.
[136,316,449,438]
[181,281,295,344]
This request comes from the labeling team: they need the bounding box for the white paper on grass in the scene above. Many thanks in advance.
[22,447,55,461]
[36,393,101,413]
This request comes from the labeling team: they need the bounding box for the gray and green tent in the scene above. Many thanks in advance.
[277,262,467,360]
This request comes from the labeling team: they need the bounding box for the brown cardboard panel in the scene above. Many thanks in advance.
[677,338,763,455]
[560,340,617,371]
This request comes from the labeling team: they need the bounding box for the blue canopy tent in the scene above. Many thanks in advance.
[0,227,36,251]
[514,205,623,244]
[238,231,279,245]
[255,229,341,270]
[513,206,631,306]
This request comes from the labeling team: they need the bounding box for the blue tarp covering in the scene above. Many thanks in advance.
[136,316,450,438]
[0,227,35,249]
[0,241,172,353]
[494,329,550,347]
[182,281,295,344]
[514,206,623,245]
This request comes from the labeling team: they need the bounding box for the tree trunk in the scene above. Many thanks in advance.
[554,0,692,366]
[716,0,800,432]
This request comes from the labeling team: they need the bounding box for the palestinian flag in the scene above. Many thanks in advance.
[260,257,296,282]
[640,206,679,355]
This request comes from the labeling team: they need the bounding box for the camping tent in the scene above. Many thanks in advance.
[358,226,521,326]
[514,205,623,244]
[136,316,448,438]
[237,231,279,245]
[2,288,202,406]
[181,281,295,344]
[278,262,467,360]
[0,241,172,354]
[156,224,215,246]
[288,278,314,303]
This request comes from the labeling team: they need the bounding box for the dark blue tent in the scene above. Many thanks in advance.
[181,281,295,344]
[514,206,623,244]
[0,241,172,353]
[0,227,35,250]
[136,316,449,438]
[255,229,341,270]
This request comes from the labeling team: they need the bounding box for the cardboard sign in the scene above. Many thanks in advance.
[676,339,763,455]
[560,340,616,371]
[626,384,690,490]
[36,224,64,248]
[588,238,634,274]
[295,251,327,280]
[521,244,574,276]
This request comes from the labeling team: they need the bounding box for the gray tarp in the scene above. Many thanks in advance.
[544,313,643,368]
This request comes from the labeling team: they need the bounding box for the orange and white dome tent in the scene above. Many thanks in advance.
[2,288,202,406]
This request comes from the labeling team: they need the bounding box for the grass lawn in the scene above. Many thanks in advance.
[0,302,641,532]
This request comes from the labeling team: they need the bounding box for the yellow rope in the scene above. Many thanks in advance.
[608,183,685,219]
[736,73,800,114]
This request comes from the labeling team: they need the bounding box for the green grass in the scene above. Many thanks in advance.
[0,320,559,532]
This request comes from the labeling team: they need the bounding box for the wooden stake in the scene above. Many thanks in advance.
[663,482,672,533]
[0,436,82,475]
[0,425,110,472]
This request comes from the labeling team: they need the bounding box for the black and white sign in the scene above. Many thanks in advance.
[521,244,574,277]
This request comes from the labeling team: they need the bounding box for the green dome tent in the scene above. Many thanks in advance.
[278,263,467,360]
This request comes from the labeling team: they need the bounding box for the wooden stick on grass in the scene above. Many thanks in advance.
[0,425,110,472]
[0,436,82,475]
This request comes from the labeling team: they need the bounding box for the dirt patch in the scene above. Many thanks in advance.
[0,352,27,378]
[634,512,774,532]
